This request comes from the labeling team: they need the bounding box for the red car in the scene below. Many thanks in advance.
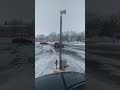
[40,42,48,45]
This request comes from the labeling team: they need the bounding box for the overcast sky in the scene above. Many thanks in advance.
[35,0,85,36]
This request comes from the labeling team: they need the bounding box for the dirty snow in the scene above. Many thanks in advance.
[35,43,85,78]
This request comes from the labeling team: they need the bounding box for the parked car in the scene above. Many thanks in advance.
[54,42,64,48]
[12,38,32,44]
[40,42,48,45]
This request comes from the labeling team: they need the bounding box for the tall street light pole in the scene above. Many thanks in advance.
[59,10,66,70]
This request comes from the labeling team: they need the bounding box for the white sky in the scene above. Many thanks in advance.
[35,0,85,36]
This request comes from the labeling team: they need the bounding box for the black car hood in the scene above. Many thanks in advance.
[35,72,85,90]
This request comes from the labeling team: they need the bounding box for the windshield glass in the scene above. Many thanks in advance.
[35,0,85,78]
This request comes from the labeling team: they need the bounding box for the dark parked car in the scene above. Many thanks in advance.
[12,38,32,44]
[40,42,48,45]
[54,42,64,48]
[35,72,85,90]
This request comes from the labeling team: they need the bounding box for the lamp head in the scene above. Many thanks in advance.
[60,10,66,15]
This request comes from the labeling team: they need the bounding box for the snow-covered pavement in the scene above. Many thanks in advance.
[35,43,85,78]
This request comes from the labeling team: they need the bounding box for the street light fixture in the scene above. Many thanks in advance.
[60,10,66,15]
[59,10,66,70]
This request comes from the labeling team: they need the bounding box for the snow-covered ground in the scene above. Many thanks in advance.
[35,42,85,78]
[64,41,85,46]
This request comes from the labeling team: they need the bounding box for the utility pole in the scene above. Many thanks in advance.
[59,10,66,70]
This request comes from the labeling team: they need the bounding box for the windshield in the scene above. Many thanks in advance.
[35,0,85,78]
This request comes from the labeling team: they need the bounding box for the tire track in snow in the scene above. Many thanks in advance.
[56,50,85,73]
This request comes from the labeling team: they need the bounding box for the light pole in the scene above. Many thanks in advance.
[59,10,66,70]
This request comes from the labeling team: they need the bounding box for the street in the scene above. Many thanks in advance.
[35,42,85,78]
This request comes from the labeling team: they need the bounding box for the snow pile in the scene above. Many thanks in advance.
[64,41,85,46]
[35,45,58,78]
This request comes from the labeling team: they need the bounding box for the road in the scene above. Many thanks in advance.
[35,43,85,78]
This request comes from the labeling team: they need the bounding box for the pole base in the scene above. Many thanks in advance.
[53,69,64,73]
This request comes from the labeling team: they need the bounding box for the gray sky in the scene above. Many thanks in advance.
[35,0,85,36]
